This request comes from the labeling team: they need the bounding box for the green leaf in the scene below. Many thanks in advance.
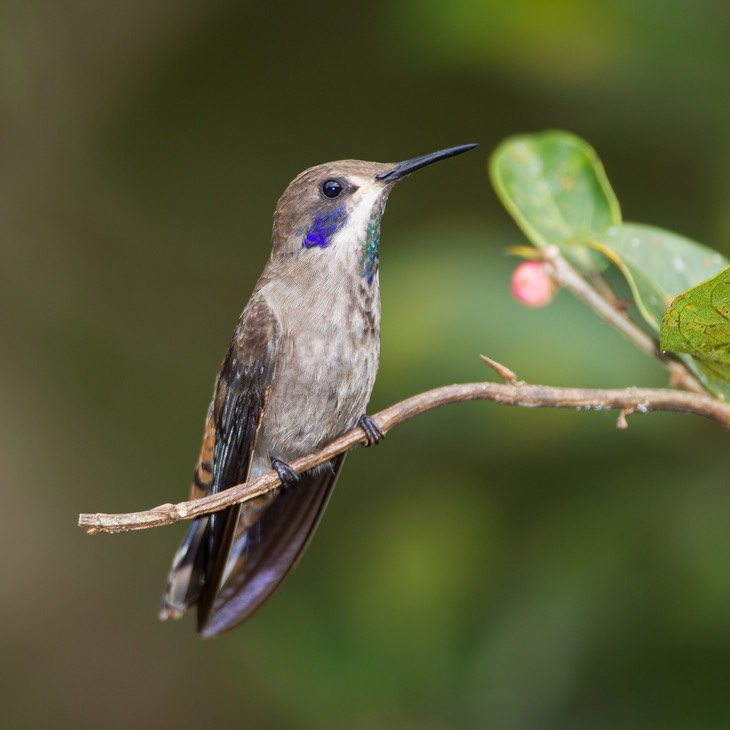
[661,267,730,389]
[489,130,621,272]
[590,223,729,332]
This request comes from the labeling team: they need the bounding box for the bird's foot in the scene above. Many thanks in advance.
[358,414,383,446]
[271,458,301,490]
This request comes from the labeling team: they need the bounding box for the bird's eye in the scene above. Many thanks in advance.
[322,179,344,199]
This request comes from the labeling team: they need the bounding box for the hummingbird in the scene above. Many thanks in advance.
[159,143,477,637]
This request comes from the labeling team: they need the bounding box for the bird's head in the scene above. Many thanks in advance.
[271,144,477,285]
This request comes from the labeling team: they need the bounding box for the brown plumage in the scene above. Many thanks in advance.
[160,145,477,636]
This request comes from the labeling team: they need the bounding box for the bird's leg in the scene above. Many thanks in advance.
[271,458,301,491]
[358,415,383,446]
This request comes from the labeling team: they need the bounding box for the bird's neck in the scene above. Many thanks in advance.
[261,234,381,331]
[358,218,380,285]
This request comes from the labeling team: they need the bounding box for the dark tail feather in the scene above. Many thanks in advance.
[197,456,345,637]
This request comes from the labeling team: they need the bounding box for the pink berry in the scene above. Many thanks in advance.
[510,261,555,308]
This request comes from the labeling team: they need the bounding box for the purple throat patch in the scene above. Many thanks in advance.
[302,205,347,249]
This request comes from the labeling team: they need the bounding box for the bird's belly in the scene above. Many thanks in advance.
[254,327,379,465]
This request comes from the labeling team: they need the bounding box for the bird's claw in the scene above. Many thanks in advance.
[358,415,384,446]
[271,458,301,490]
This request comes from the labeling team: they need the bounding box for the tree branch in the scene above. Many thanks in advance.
[79,368,730,535]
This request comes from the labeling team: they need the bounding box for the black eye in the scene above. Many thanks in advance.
[322,179,344,199]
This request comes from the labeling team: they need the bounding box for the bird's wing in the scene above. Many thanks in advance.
[160,295,344,637]
[159,294,279,623]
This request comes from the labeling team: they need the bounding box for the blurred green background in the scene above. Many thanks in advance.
[3,1,730,728]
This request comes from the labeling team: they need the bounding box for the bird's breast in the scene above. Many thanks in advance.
[254,274,381,463]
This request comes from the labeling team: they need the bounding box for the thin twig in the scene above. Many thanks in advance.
[480,354,518,384]
[541,246,705,394]
[79,372,730,535]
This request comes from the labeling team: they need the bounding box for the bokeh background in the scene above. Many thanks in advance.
[3,1,730,728]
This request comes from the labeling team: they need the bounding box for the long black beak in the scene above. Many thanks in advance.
[376,143,478,182]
